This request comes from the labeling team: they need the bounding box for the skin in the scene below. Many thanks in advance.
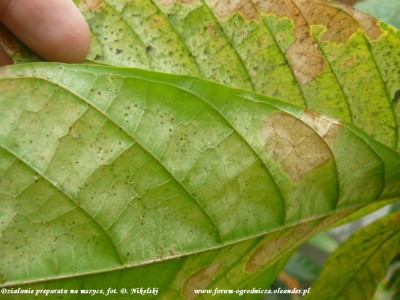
[0,0,90,65]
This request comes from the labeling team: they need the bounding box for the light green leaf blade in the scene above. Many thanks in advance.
[306,212,400,300]
[1,63,400,296]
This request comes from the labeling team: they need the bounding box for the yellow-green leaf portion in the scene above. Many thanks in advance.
[72,0,400,149]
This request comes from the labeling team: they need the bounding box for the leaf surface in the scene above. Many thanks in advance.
[0,0,400,297]
[1,64,400,296]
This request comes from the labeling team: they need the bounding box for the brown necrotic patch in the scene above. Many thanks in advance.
[245,210,350,273]
[158,0,200,5]
[80,0,104,13]
[261,112,332,181]
[246,222,315,273]
[300,109,342,145]
[182,262,221,300]
[257,0,382,43]
[245,233,291,273]
[208,0,260,21]
[341,6,382,41]
[294,0,382,42]
[252,0,382,83]
[285,38,326,84]
[292,0,359,44]
[253,0,326,84]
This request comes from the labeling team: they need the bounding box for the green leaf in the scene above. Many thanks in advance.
[1,0,400,298]
[306,212,400,300]
[0,63,400,297]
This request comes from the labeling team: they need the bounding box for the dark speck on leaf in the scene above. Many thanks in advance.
[146,46,153,53]
[394,89,400,100]
[116,49,123,55]
[392,89,400,107]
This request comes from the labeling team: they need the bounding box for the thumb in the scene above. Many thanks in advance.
[0,41,14,65]
[0,0,90,63]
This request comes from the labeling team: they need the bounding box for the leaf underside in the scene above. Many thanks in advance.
[1,63,400,298]
[0,0,400,298]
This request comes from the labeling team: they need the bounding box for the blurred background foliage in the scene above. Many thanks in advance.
[270,1,400,299]
[354,0,400,29]
[338,0,400,30]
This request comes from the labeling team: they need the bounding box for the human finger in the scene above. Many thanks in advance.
[0,45,13,66]
[0,0,90,63]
